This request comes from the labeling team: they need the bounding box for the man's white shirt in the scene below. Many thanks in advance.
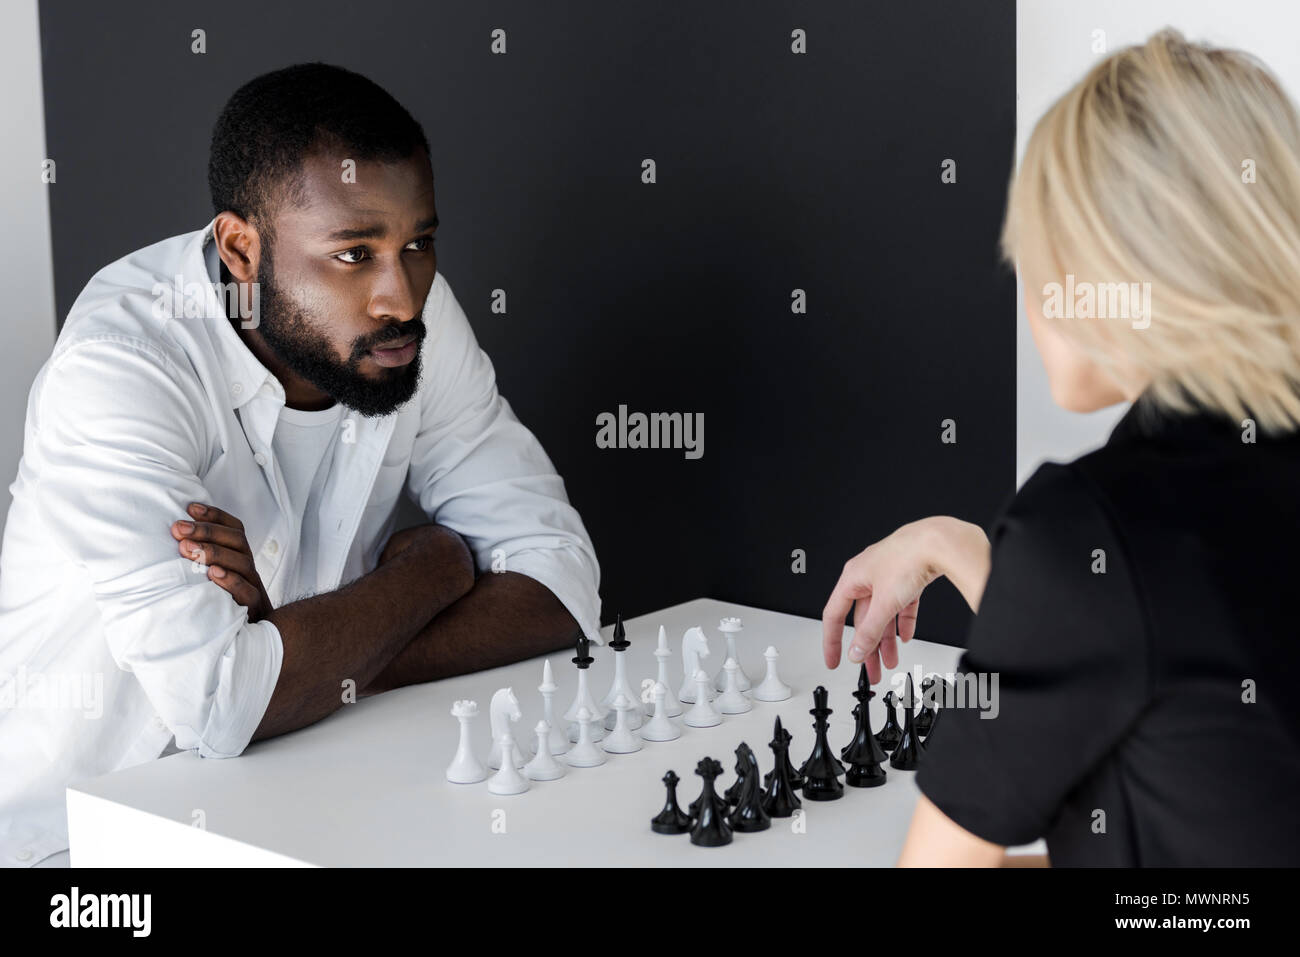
[0,217,602,866]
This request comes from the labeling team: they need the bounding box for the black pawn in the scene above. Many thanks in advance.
[874,689,903,751]
[571,634,594,670]
[889,673,925,771]
[650,770,691,834]
[690,757,733,847]
[916,675,937,736]
[762,716,803,818]
[801,686,845,801]
[727,743,771,832]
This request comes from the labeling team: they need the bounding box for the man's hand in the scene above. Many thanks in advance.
[171,502,274,622]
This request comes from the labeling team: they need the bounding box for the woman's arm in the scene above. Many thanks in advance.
[897,794,1007,867]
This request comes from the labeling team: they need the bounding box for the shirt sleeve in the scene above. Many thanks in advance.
[29,336,283,759]
[915,462,1151,847]
[405,275,603,643]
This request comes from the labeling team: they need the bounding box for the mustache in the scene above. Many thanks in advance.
[356,318,427,355]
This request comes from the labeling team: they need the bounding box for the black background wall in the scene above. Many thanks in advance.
[39,0,1016,646]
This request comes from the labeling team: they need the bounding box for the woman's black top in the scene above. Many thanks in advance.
[916,393,1300,866]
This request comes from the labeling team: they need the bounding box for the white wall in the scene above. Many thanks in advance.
[1015,0,1300,486]
[0,0,57,543]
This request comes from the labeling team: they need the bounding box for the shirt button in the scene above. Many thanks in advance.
[254,452,267,466]
[15,849,32,862]
[231,382,243,396]
[265,539,279,556]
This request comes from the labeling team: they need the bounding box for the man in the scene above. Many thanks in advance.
[0,63,601,867]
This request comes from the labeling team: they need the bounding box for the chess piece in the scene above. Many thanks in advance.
[890,673,926,771]
[603,694,642,753]
[682,669,722,728]
[727,743,771,832]
[487,688,529,769]
[601,615,645,730]
[689,757,733,847]
[921,696,942,747]
[678,627,712,703]
[650,626,683,717]
[539,659,568,755]
[650,770,692,834]
[752,645,791,702]
[565,707,606,767]
[874,689,903,751]
[712,617,751,692]
[641,682,682,742]
[761,716,803,817]
[843,703,888,789]
[715,658,752,714]
[487,723,530,794]
[563,635,606,742]
[801,686,845,801]
[523,721,566,781]
[446,699,487,784]
[917,675,937,736]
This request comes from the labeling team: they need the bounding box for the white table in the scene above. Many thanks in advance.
[67,598,1043,866]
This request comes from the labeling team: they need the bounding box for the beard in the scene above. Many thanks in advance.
[252,240,425,418]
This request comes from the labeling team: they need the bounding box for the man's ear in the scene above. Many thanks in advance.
[212,211,262,283]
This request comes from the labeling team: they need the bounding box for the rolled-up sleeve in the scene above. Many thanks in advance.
[30,336,282,758]
[405,276,603,642]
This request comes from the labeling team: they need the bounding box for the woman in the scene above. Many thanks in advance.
[822,29,1300,866]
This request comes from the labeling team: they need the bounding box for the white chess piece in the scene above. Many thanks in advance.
[649,625,684,717]
[601,626,645,731]
[678,626,713,703]
[563,649,606,743]
[713,617,751,692]
[539,659,569,755]
[753,645,792,702]
[716,657,752,714]
[524,721,566,781]
[446,700,488,783]
[683,669,722,728]
[487,724,531,794]
[487,688,529,769]
[566,707,607,767]
[602,694,642,753]
[641,683,682,742]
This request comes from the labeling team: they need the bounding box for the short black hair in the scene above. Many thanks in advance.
[208,63,430,237]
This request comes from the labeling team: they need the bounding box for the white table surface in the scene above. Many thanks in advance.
[67,597,1044,866]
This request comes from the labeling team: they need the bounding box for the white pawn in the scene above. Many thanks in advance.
[683,669,722,728]
[713,617,751,692]
[641,683,682,742]
[716,657,752,714]
[446,700,488,784]
[649,625,683,717]
[603,694,642,753]
[539,659,568,755]
[487,725,530,795]
[566,707,606,767]
[753,645,792,702]
[523,721,566,781]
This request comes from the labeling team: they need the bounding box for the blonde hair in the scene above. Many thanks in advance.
[1003,28,1300,433]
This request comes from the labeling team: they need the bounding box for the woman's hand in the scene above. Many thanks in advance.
[821,516,990,681]
[171,502,275,622]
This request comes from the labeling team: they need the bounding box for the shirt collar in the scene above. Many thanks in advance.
[193,216,283,409]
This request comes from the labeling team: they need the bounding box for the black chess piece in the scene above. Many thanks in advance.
[842,668,888,788]
[801,686,845,801]
[650,770,692,834]
[875,689,903,751]
[727,743,771,832]
[762,716,803,817]
[916,675,937,736]
[571,634,594,670]
[690,757,733,847]
[723,773,744,807]
[889,673,926,771]
[921,697,942,748]
[609,614,629,652]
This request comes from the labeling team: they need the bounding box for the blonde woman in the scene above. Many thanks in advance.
[822,29,1300,866]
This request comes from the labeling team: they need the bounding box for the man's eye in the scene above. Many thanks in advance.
[336,247,369,264]
[406,237,435,252]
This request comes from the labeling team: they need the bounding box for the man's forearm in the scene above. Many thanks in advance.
[359,570,582,696]
[251,525,474,741]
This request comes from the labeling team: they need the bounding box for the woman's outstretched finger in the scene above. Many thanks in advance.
[898,597,921,640]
